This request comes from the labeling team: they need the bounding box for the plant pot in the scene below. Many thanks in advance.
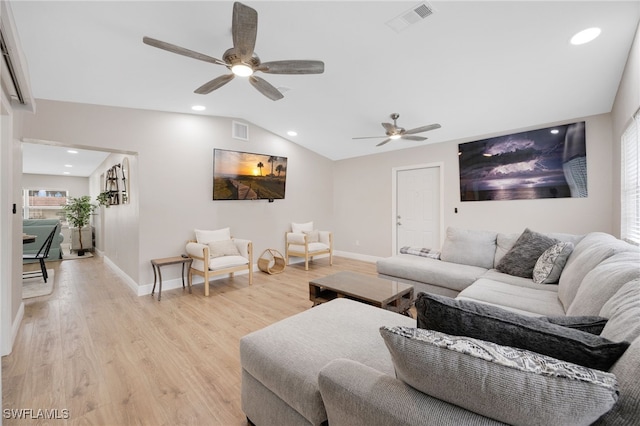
[77,249,86,256]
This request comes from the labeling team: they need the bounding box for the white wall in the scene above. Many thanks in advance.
[334,113,616,258]
[17,100,334,287]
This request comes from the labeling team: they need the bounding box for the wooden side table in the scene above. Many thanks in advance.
[150,256,193,301]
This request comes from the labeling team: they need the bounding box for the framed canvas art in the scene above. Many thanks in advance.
[458,122,587,201]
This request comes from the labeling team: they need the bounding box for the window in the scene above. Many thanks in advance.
[23,189,68,221]
[621,109,640,245]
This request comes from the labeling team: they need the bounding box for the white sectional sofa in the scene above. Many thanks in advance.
[240,227,640,425]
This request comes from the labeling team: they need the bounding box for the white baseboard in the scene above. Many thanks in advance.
[2,301,24,356]
[103,256,142,296]
[334,250,383,264]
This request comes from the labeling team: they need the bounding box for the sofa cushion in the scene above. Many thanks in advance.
[495,228,559,278]
[600,279,640,344]
[377,255,487,292]
[480,269,558,290]
[540,315,608,335]
[558,232,631,311]
[440,227,497,269]
[533,241,574,284]
[457,278,564,316]
[380,326,619,426]
[416,293,630,370]
[239,298,414,425]
[567,251,640,316]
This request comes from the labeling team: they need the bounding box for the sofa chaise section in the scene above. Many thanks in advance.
[240,298,414,426]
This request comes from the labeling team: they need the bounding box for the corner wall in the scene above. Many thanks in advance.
[334,113,615,258]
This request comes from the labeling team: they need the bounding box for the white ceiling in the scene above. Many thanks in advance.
[10,1,640,170]
[22,143,110,177]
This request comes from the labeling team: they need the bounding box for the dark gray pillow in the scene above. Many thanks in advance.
[495,228,559,278]
[540,315,608,335]
[415,293,629,370]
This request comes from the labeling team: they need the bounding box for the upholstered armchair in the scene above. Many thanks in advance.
[185,227,253,296]
[285,221,333,271]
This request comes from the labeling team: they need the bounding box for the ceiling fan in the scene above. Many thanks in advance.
[143,2,324,101]
[353,113,441,147]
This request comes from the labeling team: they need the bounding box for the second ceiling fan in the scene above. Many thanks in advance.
[353,113,441,146]
[143,2,324,101]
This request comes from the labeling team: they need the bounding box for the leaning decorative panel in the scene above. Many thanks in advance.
[458,122,587,201]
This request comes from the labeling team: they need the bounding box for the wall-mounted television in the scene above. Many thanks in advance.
[213,149,287,200]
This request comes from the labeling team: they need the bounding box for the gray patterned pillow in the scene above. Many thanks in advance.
[533,241,574,284]
[380,326,618,426]
[496,228,559,278]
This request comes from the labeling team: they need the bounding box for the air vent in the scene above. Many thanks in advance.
[232,121,249,141]
[386,2,435,33]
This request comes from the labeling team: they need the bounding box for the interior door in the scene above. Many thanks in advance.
[395,165,441,254]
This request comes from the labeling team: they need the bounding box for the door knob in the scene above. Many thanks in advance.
[397,222,402,226]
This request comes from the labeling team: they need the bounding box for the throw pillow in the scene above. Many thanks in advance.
[195,227,231,244]
[291,221,313,233]
[439,227,497,269]
[539,315,608,335]
[207,239,240,258]
[533,241,574,284]
[415,293,630,370]
[303,230,319,243]
[380,326,619,426]
[496,228,559,278]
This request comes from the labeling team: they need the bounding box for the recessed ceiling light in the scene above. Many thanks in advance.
[67,150,78,154]
[191,105,206,111]
[63,172,70,175]
[550,129,559,134]
[287,130,298,137]
[570,27,601,45]
[64,164,73,168]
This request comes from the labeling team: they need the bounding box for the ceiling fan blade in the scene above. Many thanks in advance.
[352,135,387,140]
[232,2,258,61]
[249,76,284,101]
[143,36,227,66]
[381,122,395,132]
[376,139,392,147]
[401,135,428,141]
[405,123,442,135]
[258,60,325,75]
[194,74,235,94]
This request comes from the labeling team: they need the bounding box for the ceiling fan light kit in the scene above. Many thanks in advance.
[353,113,441,147]
[143,2,324,101]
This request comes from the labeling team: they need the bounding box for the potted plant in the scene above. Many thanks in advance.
[96,191,111,208]
[62,195,97,256]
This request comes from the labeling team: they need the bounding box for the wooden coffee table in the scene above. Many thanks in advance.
[309,271,414,316]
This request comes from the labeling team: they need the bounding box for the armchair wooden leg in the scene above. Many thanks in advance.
[204,269,210,297]
[249,266,253,285]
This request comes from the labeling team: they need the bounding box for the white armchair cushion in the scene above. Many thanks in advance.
[289,242,330,253]
[208,239,241,258]
[233,238,252,259]
[208,255,249,270]
[292,221,313,233]
[195,227,231,244]
[303,230,319,243]
[286,232,306,245]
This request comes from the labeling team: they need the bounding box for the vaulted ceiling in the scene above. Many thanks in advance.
[10,1,640,167]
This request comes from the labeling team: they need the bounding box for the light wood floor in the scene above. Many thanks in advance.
[3,255,377,425]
